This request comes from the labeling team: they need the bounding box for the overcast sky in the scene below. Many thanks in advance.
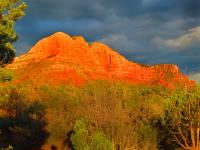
[14,0,200,73]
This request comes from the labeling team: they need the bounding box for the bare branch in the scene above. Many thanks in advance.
[173,133,191,150]
[178,126,190,148]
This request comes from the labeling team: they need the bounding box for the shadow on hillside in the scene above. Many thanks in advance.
[0,101,49,150]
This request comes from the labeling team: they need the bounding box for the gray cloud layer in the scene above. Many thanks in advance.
[14,0,200,72]
[155,26,200,49]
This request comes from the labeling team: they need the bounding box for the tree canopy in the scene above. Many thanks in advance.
[0,0,27,65]
[164,88,200,150]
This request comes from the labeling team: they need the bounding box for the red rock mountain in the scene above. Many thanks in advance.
[7,32,195,88]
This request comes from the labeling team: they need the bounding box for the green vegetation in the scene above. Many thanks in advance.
[163,87,200,150]
[70,118,114,150]
[0,76,199,150]
[0,0,27,65]
[0,68,14,82]
[1,1,199,149]
[0,87,48,149]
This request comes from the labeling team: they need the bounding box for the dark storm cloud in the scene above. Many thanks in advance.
[24,0,114,20]
[22,0,200,21]
[184,0,200,18]
[14,0,200,72]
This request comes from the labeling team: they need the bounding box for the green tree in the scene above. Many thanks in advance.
[164,87,200,150]
[70,118,115,150]
[0,0,27,65]
[70,118,90,150]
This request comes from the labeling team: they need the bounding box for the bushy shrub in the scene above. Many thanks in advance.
[70,118,115,150]
[136,123,158,150]
[89,132,114,150]
[0,87,48,150]
[0,68,14,82]
[70,118,90,150]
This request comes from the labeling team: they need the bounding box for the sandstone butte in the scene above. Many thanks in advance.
[7,32,195,89]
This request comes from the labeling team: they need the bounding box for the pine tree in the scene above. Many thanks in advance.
[0,0,27,66]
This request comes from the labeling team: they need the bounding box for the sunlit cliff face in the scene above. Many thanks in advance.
[8,32,195,89]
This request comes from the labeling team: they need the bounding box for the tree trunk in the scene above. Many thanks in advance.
[191,127,196,149]
[197,128,200,150]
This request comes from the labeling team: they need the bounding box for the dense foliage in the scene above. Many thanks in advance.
[0,0,27,65]
[0,71,199,150]
[164,87,200,150]
[0,67,14,82]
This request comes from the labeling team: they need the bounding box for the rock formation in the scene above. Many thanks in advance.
[7,32,195,89]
